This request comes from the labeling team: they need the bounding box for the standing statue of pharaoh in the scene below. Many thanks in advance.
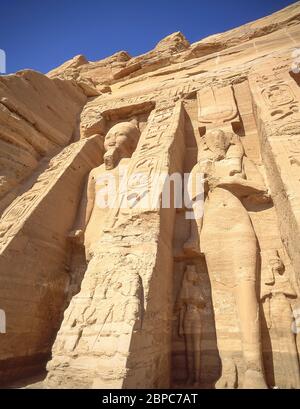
[176,265,206,386]
[47,121,141,357]
[184,129,269,389]
[69,120,140,260]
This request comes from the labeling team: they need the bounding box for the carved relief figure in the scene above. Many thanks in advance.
[69,121,140,260]
[112,270,144,329]
[261,250,300,389]
[184,129,269,388]
[176,265,206,386]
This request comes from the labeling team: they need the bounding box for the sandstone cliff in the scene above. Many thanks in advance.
[0,2,300,389]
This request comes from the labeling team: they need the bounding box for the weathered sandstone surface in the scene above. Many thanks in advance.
[1,2,300,389]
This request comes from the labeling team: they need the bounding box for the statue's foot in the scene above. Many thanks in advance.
[242,369,268,389]
[215,375,236,389]
[215,358,237,389]
[183,238,201,256]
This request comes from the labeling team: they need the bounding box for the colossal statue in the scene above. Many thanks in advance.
[69,121,140,260]
[184,129,269,388]
[2,5,300,389]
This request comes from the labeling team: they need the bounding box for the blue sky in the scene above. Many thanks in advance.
[0,0,297,74]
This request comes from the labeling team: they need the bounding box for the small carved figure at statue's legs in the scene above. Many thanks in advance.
[193,333,201,385]
[185,333,194,384]
[231,228,267,389]
[185,332,201,385]
[271,294,300,389]
[177,266,205,387]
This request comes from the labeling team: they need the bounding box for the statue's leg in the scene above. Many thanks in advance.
[200,196,266,388]
[233,233,267,389]
[204,251,238,389]
[193,333,201,385]
[215,355,237,389]
[185,333,194,384]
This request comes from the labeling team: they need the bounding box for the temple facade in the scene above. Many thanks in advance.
[0,2,300,389]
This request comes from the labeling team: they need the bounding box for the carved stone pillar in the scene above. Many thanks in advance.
[0,134,103,383]
[249,59,300,276]
[45,101,186,388]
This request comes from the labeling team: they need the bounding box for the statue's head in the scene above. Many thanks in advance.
[185,265,199,283]
[268,250,284,276]
[104,121,140,170]
[204,129,231,160]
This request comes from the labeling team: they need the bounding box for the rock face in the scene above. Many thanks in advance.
[0,70,86,204]
[1,2,300,388]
